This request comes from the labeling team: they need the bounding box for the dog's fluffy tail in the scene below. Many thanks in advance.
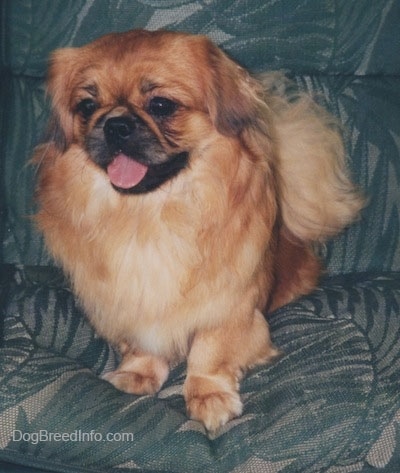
[261,73,365,242]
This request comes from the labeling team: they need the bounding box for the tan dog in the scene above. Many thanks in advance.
[35,29,364,431]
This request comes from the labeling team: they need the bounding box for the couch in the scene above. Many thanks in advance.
[1,1,400,472]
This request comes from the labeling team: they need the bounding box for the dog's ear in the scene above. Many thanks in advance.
[46,48,81,150]
[43,112,69,152]
[203,41,262,136]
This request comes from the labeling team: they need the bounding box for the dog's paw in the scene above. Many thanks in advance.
[102,370,162,395]
[102,354,169,395]
[184,375,243,432]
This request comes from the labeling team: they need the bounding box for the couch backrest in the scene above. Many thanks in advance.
[1,0,400,274]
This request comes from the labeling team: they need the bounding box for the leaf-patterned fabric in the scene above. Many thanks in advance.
[1,1,400,472]
[1,268,400,472]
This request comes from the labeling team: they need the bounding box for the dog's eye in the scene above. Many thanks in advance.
[76,98,98,119]
[148,97,178,118]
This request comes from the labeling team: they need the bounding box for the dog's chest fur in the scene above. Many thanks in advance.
[37,145,271,361]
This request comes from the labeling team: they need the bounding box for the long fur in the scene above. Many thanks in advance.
[34,30,364,431]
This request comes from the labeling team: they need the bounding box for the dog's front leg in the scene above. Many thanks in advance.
[103,344,169,395]
[183,309,278,431]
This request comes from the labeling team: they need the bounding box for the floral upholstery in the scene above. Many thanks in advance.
[1,1,400,471]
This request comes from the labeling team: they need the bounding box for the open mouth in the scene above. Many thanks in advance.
[105,151,189,194]
[85,112,190,194]
[107,153,149,189]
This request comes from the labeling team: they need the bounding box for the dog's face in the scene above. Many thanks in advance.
[47,30,261,194]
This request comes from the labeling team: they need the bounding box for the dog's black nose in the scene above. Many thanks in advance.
[104,117,135,146]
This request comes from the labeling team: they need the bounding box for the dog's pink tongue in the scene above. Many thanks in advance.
[107,154,148,189]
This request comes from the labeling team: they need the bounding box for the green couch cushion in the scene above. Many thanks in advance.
[1,266,400,472]
[2,0,400,273]
[1,1,400,471]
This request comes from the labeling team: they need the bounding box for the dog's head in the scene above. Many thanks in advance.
[46,29,263,194]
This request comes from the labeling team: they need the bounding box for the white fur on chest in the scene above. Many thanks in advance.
[71,182,202,359]
[56,155,246,362]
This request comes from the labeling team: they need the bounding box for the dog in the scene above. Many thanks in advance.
[34,29,364,431]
